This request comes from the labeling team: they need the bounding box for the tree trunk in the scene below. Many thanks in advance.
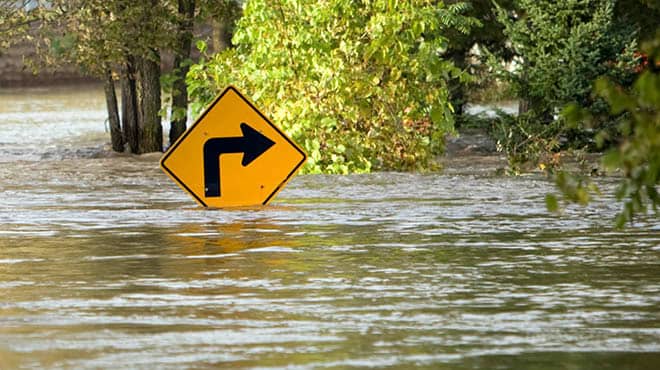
[121,56,139,154]
[138,51,163,153]
[448,51,467,118]
[104,69,123,152]
[169,0,196,146]
[518,98,530,115]
[517,70,531,115]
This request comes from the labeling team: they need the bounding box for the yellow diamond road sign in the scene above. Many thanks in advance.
[160,86,307,208]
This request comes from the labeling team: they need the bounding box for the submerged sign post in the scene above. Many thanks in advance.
[160,86,307,208]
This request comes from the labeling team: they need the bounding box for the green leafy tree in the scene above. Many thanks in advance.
[32,1,125,151]
[188,0,477,173]
[550,33,660,227]
[33,1,240,153]
[41,0,176,153]
[494,0,638,120]
[487,0,641,171]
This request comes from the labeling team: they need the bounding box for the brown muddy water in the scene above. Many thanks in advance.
[0,85,659,369]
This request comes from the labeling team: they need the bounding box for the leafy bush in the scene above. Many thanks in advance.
[487,0,641,169]
[494,0,638,120]
[489,111,563,174]
[187,0,477,173]
[549,33,660,227]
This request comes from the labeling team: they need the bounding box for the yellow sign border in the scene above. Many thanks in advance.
[159,86,307,208]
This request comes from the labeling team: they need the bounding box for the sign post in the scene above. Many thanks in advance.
[160,86,307,208]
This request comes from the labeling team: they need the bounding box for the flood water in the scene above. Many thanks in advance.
[0,85,659,369]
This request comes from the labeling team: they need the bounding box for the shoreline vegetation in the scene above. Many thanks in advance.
[5,81,606,179]
[1,0,657,225]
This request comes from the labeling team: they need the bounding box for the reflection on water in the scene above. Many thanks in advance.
[0,86,659,369]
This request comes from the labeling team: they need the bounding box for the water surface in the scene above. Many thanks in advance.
[0,86,659,369]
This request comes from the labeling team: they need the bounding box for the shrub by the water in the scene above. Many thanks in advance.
[187,0,478,173]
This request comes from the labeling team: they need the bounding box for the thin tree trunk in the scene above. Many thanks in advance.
[518,98,530,115]
[138,51,163,153]
[169,0,196,146]
[517,71,531,115]
[104,69,123,152]
[121,56,139,154]
[448,51,467,118]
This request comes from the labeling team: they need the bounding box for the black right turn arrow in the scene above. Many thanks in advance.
[203,122,275,197]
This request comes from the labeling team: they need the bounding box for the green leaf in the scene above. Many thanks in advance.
[195,40,207,54]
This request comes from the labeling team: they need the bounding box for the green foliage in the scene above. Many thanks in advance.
[551,33,660,227]
[187,0,477,174]
[485,0,642,174]
[489,111,563,174]
[614,0,660,44]
[494,0,638,121]
[0,0,45,51]
[40,1,176,76]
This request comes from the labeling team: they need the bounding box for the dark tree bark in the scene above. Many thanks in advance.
[169,0,196,146]
[104,69,123,152]
[138,51,163,153]
[121,56,140,154]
